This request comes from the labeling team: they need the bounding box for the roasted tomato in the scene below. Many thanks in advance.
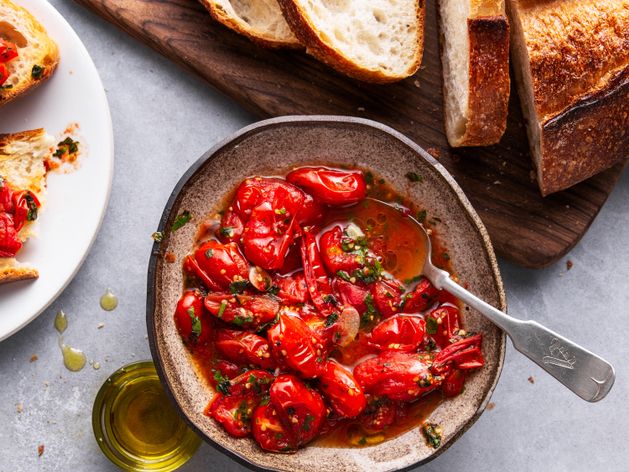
[267,310,325,378]
[425,305,460,348]
[286,167,366,205]
[272,271,309,304]
[204,293,279,328]
[334,278,369,314]
[215,329,276,369]
[0,39,18,63]
[188,240,249,291]
[0,63,8,86]
[300,230,336,315]
[173,290,211,346]
[270,374,326,445]
[0,213,21,257]
[442,369,466,397]
[206,370,274,438]
[359,397,400,433]
[211,360,243,382]
[12,190,39,232]
[320,226,364,274]
[252,403,297,452]
[233,178,304,220]
[216,209,244,244]
[318,360,366,418]
[353,351,442,401]
[297,193,324,226]
[368,315,426,351]
[432,334,484,372]
[370,279,404,318]
[401,277,439,313]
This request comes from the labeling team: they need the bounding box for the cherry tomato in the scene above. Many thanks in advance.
[12,190,39,232]
[216,209,244,243]
[368,315,426,351]
[211,360,243,382]
[225,370,275,397]
[425,305,460,348]
[359,397,399,433]
[297,192,325,226]
[286,167,366,205]
[215,329,276,369]
[270,374,326,445]
[401,277,439,313]
[272,271,309,304]
[252,403,297,452]
[0,213,21,257]
[320,226,364,274]
[233,178,304,220]
[189,240,249,291]
[204,293,279,328]
[207,393,257,438]
[318,360,366,418]
[300,230,336,315]
[370,279,404,318]
[0,63,8,86]
[433,334,484,372]
[267,311,325,378]
[0,39,18,63]
[174,290,211,346]
[442,369,466,397]
[353,351,442,401]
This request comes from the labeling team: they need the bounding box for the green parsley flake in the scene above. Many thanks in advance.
[229,279,249,294]
[151,231,164,242]
[188,307,202,339]
[31,65,44,80]
[421,423,442,449]
[426,316,438,335]
[405,172,423,183]
[324,312,339,328]
[172,210,192,232]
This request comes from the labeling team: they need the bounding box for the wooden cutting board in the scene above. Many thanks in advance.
[75,0,625,268]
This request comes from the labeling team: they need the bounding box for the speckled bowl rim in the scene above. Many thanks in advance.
[146,115,507,471]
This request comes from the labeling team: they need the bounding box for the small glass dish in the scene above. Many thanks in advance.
[92,360,201,471]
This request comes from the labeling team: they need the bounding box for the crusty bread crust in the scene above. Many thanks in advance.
[277,0,425,84]
[508,0,629,195]
[458,16,510,146]
[0,127,45,147]
[0,266,38,285]
[200,0,301,49]
[0,0,60,107]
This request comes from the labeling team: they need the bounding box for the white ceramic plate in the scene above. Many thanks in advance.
[0,0,114,341]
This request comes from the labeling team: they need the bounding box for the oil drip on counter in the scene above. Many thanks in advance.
[99,288,118,311]
[54,310,86,372]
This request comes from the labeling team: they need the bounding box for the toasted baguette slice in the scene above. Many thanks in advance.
[0,128,54,285]
[277,0,425,83]
[0,0,59,107]
[439,0,510,147]
[200,0,301,48]
[508,0,629,196]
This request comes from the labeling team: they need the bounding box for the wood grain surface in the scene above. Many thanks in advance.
[74,0,626,268]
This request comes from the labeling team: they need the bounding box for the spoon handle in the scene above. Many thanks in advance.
[428,267,615,402]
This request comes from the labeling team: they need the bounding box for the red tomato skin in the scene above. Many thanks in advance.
[370,279,404,318]
[318,360,366,418]
[353,351,441,401]
[216,209,244,243]
[401,277,439,313]
[442,369,466,397]
[192,240,249,290]
[286,167,366,205]
[0,213,21,257]
[300,230,336,315]
[204,292,279,328]
[12,190,39,232]
[368,315,426,352]
[433,334,484,372]
[270,374,326,445]
[225,370,275,397]
[206,394,257,438]
[272,271,309,304]
[426,305,460,348]
[319,226,364,275]
[267,311,325,378]
[0,63,8,86]
[233,178,304,219]
[173,290,211,346]
[215,329,276,369]
[211,360,243,381]
[297,193,324,226]
[0,40,18,62]
[252,403,297,452]
[359,397,398,433]
[334,278,369,314]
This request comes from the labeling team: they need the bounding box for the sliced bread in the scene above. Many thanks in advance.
[0,0,59,107]
[0,128,54,285]
[200,0,301,48]
[277,0,425,83]
[507,0,628,196]
[439,0,510,147]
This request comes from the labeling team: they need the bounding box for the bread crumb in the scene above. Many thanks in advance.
[37,444,45,457]
[427,147,441,158]
[566,260,573,271]
[486,402,495,411]
[528,376,535,384]
[529,170,536,182]
[413,79,420,88]
[16,402,23,413]
[30,355,38,363]
[165,251,176,263]
[97,322,105,329]
[357,107,365,112]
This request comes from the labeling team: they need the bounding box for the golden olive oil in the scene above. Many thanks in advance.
[61,344,86,371]
[100,288,118,311]
[54,310,68,334]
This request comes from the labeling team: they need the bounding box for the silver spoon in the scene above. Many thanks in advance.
[367,199,615,402]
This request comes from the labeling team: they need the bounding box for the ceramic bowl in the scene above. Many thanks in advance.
[147,116,506,471]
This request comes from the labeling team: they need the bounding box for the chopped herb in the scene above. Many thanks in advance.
[425,338,437,352]
[217,300,227,318]
[229,279,250,294]
[302,413,314,432]
[358,436,367,446]
[213,370,231,395]
[31,65,44,80]
[428,217,442,226]
[323,294,338,306]
[53,137,80,158]
[426,316,438,335]
[403,275,423,284]
[416,210,427,223]
[151,231,164,242]
[1,84,13,90]
[23,193,38,221]
[267,285,280,296]
[205,248,214,259]
[442,252,451,261]
[172,210,192,231]
[324,312,339,328]
[336,270,352,282]
[361,293,379,326]
[259,396,270,406]
[234,400,252,422]
[421,423,442,449]
[274,207,287,215]
[405,172,423,183]
[365,171,374,185]
[219,226,234,238]
[232,314,254,326]
[188,306,202,339]
[378,178,385,185]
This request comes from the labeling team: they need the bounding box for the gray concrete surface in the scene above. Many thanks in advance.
[1,1,627,470]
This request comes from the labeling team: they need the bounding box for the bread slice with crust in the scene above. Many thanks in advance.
[439,0,510,147]
[200,0,301,48]
[0,128,55,285]
[507,0,628,196]
[277,0,425,83]
[0,0,59,107]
